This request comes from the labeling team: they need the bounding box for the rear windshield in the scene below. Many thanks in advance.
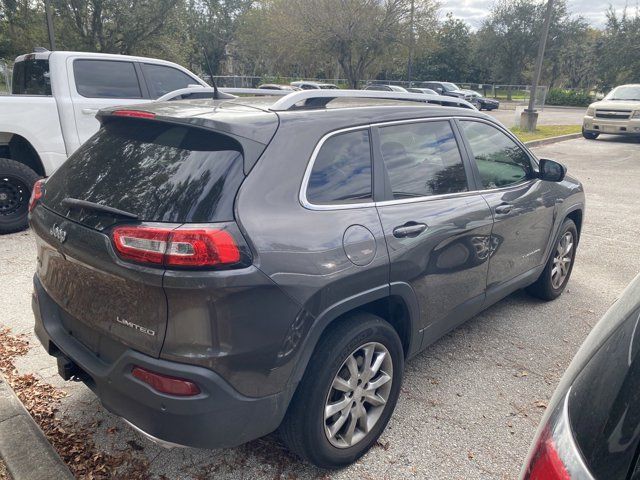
[44,120,244,228]
[11,59,51,95]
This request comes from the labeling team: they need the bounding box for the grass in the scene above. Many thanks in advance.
[510,125,582,143]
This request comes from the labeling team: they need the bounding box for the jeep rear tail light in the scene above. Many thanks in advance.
[132,366,200,396]
[28,179,45,213]
[111,224,246,269]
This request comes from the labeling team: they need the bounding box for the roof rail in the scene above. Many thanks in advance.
[268,89,476,111]
[157,86,291,102]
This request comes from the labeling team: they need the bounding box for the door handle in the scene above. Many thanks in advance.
[495,204,513,215]
[393,222,427,238]
[81,108,99,115]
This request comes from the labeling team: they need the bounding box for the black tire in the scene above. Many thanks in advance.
[280,313,404,468]
[0,158,40,234]
[526,219,578,301]
[582,128,599,140]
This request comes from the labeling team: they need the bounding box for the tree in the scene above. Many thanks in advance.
[595,7,640,88]
[414,12,471,81]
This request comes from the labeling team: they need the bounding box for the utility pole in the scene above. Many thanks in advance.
[44,0,56,50]
[521,0,554,132]
[407,0,415,86]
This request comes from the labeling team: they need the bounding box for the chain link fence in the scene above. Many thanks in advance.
[209,76,549,108]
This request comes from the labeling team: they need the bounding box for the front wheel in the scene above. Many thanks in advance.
[0,158,41,234]
[280,314,404,468]
[526,219,578,301]
[582,128,599,140]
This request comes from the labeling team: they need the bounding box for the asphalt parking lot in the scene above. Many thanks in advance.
[0,135,639,479]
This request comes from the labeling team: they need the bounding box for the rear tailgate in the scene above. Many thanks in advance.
[31,205,167,357]
[33,114,260,359]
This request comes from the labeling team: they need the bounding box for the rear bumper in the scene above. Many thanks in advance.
[32,276,292,449]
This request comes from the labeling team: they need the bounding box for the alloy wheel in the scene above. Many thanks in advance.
[324,342,393,448]
[551,231,574,289]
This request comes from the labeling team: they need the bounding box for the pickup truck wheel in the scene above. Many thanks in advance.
[280,313,404,468]
[0,158,40,234]
[582,128,599,140]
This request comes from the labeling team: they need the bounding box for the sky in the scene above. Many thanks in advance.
[439,0,638,29]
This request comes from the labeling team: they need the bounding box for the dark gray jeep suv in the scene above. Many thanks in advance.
[29,90,585,468]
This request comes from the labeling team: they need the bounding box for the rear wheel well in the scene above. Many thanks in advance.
[327,296,412,358]
[0,134,45,176]
[566,209,583,241]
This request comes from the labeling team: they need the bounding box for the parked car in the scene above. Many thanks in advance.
[582,84,640,140]
[521,273,640,480]
[0,49,209,234]
[258,84,301,91]
[407,87,439,95]
[363,83,408,92]
[30,89,584,468]
[421,81,474,102]
[463,90,500,111]
[290,80,339,90]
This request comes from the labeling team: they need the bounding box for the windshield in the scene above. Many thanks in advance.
[11,59,51,95]
[442,82,459,92]
[604,85,640,101]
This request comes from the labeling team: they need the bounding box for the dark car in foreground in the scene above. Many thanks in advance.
[522,273,640,480]
[29,89,584,468]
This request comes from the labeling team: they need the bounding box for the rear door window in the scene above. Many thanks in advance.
[74,60,142,98]
[306,129,372,205]
[141,63,199,98]
[379,121,468,199]
[44,120,244,228]
[459,121,534,189]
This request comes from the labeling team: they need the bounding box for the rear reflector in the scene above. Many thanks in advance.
[112,110,156,119]
[111,224,242,268]
[132,366,200,396]
[28,178,45,213]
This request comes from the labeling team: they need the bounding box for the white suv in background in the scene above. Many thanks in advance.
[582,84,640,139]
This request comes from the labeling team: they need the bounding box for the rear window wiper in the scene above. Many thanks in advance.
[62,198,139,219]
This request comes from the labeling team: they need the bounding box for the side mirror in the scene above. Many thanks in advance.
[539,159,566,182]
[436,87,443,93]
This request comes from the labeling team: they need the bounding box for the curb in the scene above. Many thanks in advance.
[0,376,74,480]
[524,132,583,148]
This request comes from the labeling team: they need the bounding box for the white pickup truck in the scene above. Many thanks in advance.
[0,49,209,233]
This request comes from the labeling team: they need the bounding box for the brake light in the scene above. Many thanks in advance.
[28,179,45,212]
[524,428,570,480]
[111,225,242,268]
[112,110,156,119]
[132,366,200,396]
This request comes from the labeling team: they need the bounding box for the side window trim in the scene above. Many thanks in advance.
[133,62,152,99]
[455,117,537,192]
